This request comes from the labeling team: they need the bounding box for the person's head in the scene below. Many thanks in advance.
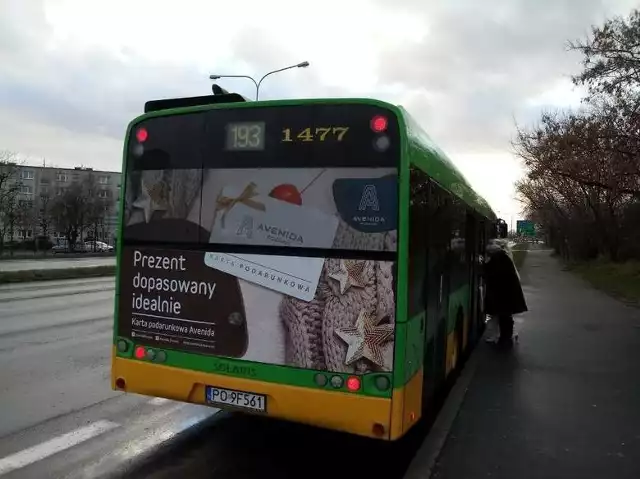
[486,239,504,255]
[488,239,513,263]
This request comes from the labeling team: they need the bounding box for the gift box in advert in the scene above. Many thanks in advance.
[209,183,339,249]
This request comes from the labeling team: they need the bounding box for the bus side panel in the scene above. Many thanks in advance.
[388,316,425,438]
[389,366,423,440]
[445,285,469,375]
[401,316,426,432]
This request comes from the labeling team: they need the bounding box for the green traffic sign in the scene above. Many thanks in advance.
[516,220,535,236]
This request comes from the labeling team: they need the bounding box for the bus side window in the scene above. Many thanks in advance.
[426,184,451,310]
[449,196,467,293]
[408,167,429,319]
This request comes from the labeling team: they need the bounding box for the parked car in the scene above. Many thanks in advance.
[52,242,87,254]
[84,241,114,252]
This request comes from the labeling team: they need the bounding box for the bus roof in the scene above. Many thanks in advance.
[396,106,497,220]
[129,96,496,220]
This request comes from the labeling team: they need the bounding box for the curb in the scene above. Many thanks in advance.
[402,339,484,479]
[0,265,116,284]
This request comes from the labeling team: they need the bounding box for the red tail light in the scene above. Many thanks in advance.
[136,127,148,143]
[346,376,361,391]
[370,115,388,133]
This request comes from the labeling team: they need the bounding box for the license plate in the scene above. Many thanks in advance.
[205,386,267,412]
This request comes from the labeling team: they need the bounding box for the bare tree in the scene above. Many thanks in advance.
[83,173,110,250]
[569,9,640,97]
[36,193,54,241]
[515,8,640,262]
[49,173,109,252]
[0,150,23,254]
[16,198,37,241]
[49,183,89,251]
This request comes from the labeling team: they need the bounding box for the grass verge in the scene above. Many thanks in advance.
[0,265,116,284]
[566,260,640,305]
[0,252,115,260]
[510,242,530,271]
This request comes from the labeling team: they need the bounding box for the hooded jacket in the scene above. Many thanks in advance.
[483,244,528,316]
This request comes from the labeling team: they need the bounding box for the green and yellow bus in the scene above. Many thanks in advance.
[111,92,503,441]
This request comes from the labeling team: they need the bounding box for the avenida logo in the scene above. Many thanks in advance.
[358,184,380,211]
[332,176,397,234]
[236,215,254,239]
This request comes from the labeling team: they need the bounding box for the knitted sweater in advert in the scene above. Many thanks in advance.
[279,219,397,374]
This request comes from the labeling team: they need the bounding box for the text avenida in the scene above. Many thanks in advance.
[131,250,217,315]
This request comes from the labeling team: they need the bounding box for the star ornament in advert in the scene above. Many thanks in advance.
[132,180,169,223]
[329,259,367,295]
[335,310,394,369]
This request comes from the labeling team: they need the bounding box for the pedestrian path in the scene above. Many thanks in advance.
[426,248,640,479]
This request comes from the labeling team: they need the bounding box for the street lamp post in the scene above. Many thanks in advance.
[209,61,309,100]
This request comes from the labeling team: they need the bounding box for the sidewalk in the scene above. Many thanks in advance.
[428,247,640,478]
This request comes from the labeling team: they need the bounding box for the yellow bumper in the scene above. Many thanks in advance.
[112,353,420,440]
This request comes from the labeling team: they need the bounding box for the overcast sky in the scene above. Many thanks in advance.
[1,0,637,222]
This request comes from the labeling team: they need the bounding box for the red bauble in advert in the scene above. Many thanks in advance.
[269,184,303,205]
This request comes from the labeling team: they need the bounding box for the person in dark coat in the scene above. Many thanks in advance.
[483,241,528,346]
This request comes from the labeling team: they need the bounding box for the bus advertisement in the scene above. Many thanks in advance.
[111,96,500,440]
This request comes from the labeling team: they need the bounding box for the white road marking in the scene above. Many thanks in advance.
[0,420,120,476]
[148,397,171,406]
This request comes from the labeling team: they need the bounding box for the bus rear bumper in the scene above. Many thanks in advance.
[112,355,405,440]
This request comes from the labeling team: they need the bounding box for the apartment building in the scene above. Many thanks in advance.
[6,165,121,243]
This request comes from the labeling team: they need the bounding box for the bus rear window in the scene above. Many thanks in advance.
[128,103,399,169]
[123,104,399,252]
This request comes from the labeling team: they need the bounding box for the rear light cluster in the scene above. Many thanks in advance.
[313,372,391,393]
[117,339,167,363]
[135,346,167,363]
[370,114,390,153]
[131,126,148,157]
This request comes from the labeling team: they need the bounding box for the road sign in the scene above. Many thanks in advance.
[516,220,535,237]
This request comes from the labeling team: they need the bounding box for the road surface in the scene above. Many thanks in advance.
[0,277,216,478]
[0,257,116,272]
[429,246,640,478]
[0,277,424,479]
